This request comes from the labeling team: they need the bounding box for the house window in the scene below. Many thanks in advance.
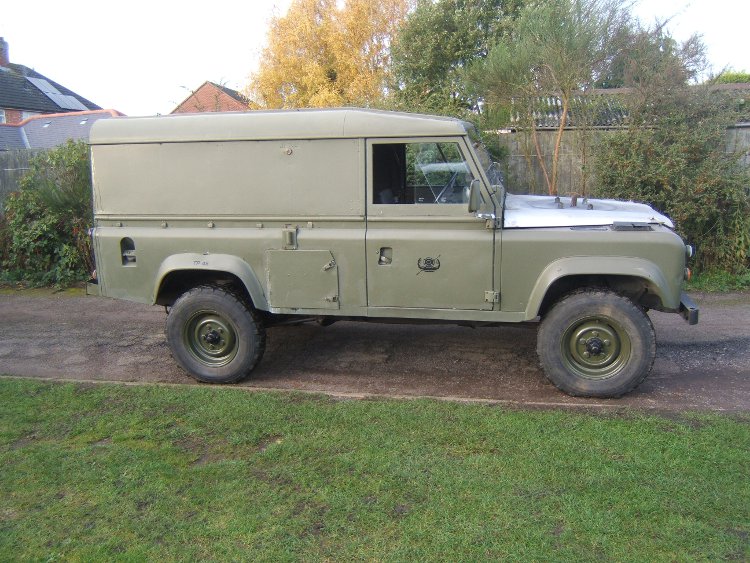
[0,109,5,123]
[22,111,40,120]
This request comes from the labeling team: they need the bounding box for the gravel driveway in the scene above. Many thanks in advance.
[1,289,748,411]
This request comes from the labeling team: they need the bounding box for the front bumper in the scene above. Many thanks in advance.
[679,292,699,325]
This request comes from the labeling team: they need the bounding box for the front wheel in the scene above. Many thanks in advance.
[166,285,266,383]
[537,290,655,398]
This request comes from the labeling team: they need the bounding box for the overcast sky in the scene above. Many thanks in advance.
[1,0,747,117]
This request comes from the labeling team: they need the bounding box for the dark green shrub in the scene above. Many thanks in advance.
[1,141,93,286]
[594,88,750,273]
[0,213,10,269]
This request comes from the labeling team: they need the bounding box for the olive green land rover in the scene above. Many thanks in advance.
[87,109,698,397]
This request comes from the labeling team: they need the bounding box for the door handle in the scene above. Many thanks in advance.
[378,247,393,265]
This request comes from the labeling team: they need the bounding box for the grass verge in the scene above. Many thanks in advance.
[686,269,750,292]
[1,379,748,560]
[0,285,85,297]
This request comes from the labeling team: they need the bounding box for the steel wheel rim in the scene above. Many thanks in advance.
[561,315,631,380]
[183,310,239,367]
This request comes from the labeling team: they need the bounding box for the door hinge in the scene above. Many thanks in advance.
[485,290,500,303]
[477,213,498,229]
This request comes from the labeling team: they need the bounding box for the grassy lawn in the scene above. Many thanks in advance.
[1,379,748,561]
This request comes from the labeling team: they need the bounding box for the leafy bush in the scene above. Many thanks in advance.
[0,141,93,286]
[594,88,750,273]
[714,70,750,84]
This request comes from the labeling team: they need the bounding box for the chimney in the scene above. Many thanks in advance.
[0,38,8,67]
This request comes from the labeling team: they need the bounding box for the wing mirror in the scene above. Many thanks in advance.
[468,178,482,213]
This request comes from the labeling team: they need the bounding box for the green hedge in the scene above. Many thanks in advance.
[0,141,93,286]
[594,89,750,273]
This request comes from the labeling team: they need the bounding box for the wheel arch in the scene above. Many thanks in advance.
[153,254,268,310]
[527,257,679,319]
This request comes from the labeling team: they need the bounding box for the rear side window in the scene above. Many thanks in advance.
[373,142,474,205]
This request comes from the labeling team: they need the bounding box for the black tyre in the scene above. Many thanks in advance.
[166,285,266,383]
[537,290,655,398]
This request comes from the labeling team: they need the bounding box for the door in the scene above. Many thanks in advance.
[366,138,495,311]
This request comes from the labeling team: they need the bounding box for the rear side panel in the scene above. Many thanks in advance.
[91,138,367,313]
[92,139,362,217]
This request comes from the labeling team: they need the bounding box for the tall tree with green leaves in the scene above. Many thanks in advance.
[594,23,705,91]
[468,0,630,195]
[389,0,523,116]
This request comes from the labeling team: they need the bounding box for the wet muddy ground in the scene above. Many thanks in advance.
[1,289,748,411]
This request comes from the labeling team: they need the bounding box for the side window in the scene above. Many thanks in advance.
[373,142,474,204]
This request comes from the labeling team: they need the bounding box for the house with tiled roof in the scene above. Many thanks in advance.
[0,38,124,151]
[0,109,123,151]
[0,37,101,125]
[0,109,124,207]
[171,81,253,114]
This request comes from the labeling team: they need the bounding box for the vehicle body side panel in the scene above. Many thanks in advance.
[364,136,497,311]
[365,219,494,310]
[91,134,367,312]
[500,226,686,316]
[93,220,368,313]
[92,139,362,217]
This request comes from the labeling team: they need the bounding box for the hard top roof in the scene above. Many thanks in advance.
[89,108,471,145]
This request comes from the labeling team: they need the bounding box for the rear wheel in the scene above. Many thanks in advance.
[166,285,265,383]
[537,290,655,397]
